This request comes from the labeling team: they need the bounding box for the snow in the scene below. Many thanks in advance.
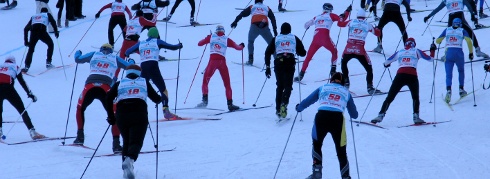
[1,0,490,178]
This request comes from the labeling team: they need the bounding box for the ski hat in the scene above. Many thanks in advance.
[136,10,143,17]
[323,3,333,12]
[5,55,15,64]
[255,0,263,3]
[280,22,291,34]
[41,7,48,13]
[405,37,416,49]
[330,72,345,85]
[148,27,159,38]
[216,25,225,33]
[100,43,114,54]
[126,64,142,77]
[357,9,366,18]
[452,18,462,28]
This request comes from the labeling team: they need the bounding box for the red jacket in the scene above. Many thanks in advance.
[98,2,133,19]
[198,32,244,60]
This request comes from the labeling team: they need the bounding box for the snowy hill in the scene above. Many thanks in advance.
[1,0,490,178]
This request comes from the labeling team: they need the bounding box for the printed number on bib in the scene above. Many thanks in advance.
[449,37,457,42]
[214,44,221,50]
[328,94,341,101]
[128,88,140,95]
[97,62,110,69]
[281,42,290,47]
[353,29,363,34]
[451,2,458,7]
[0,67,8,72]
[402,58,410,63]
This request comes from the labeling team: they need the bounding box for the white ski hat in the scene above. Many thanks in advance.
[357,9,366,18]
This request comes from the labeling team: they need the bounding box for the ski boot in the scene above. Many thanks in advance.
[112,136,123,154]
[279,103,288,118]
[480,9,489,18]
[367,85,382,95]
[371,113,385,124]
[344,77,350,89]
[46,62,54,69]
[330,65,336,76]
[0,127,3,138]
[122,156,135,179]
[73,129,84,145]
[306,164,322,179]
[246,54,254,65]
[190,17,199,26]
[445,89,451,103]
[459,88,468,97]
[21,67,29,73]
[196,95,208,108]
[227,99,240,111]
[372,43,383,53]
[29,128,46,140]
[9,0,17,8]
[161,14,172,22]
[474,23,485,29]
[163,107,182,120]
[278,3,286,12]
[476,47,489,58]
[158,55,166,61]
[293,71,305,82]
[57,19,62,28]
[343,176,352,179]
[76,15,86,19]
[413,113,426,124]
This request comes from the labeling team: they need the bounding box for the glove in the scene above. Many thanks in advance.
[469,53,474,60]
[75,50,82,59]
[384,63,391,68]
[106,116,116,125]
[339,13,345,19]
[54,31,59,38]
[430,43,437,51]
[407,16,412,22]
[127,58,135,64]
[231,21,237,28]
[423,16,430,23]
[273,29,278,36]
[295,104,302,112]
[369,6,375,13]
[95,12,101,18]
[239,42,245,47]
[56,0,62,8]
[265,66,271,78]
[27,91,37,102]
[345,5,352,12]
[24,41,29,47]
[178,42,183,49]
[163,0,170,6]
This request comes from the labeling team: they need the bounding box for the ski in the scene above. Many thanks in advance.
[156,20,177,24]
[401,9,433,14]
[294,81,307,85]
[397,120,452,128]
[23,63,76,77]
[273,10,307,13]
[464,58,490,63]
[276,117,290,125]
[451,89,478,106]
[314,72,367,83]
[231,61,263,70]
[85,147,176,158]
[474,25,490,30]
[2,121,24,123]
[367,50,383,55]
[175,107,225,111]
[178,23,220,28]
[154,117,222,122]
[159,56,199,62]
[5,136,75,145]
[61,143,96,150]
[442,94,454,111]
[352,89,409,98]
[209,105,273,116]
[351,120,387,129]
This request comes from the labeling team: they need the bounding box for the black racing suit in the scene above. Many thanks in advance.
[375,0,411,44]
[24,12,58,69]
[169,0,196,18]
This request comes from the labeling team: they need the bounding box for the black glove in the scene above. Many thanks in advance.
[423,16,430,23]
[345,5,352,12]
[27,91,37,102]
[295,103,302,112]
[24,41,29,46]
[430,43,437,51]
[231,21,237,28]
[106,116,116,125]
[384,63,391,68]
[95,12,101,18]
[163,0,170,6]
[239,42,245,47]
[127,58,135,64]
[407,16,412,22]
[54,31,59,38]
[469,53,474,60]
[369,6,375,13]
[56,0,62,8]
[265,66,271,78]
[339,13,345,19]
[178,43,183,49]
[273,29,278,36]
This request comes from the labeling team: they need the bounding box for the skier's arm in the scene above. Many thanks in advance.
[47,13,59,32]
[15,73,31,95]
[139,17,156,27]
[131,1,142,10]
[75,52,96,63]
[197,35,211,46]
[24,20,32,44]
[304,18,314,29]
[295,36,307,57]
[125,6,133,19]
[267,8,278,32]
[146,80,162,104]
[369,25,381,36]
[97,3,112,14]
[104,81,119,116]
[155,0,170,7]
[346,95,358,119]
[264,37,276,67]
[116,56,132,69]
[232,6,252,24]
[416,49,434,62]
[435,29,447,44]
[296,88,320,112]
[402,0,411,19]
[384,51,399,66]
[227,38,244,50]
[157,39,181,50]
[125,42,141,57]
[463,30,474,53]
[426,1,445,18]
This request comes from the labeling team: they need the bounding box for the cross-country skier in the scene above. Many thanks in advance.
[371,0,412,53]
[475,0,489,18]
[295,72,358,179]
[231,0,277,65]
[131,0,169,34]
[35,0,55,33]
[196,25,245,111]
[294,3,351,82]
[105,64,161,179]
[423,0,488,58]
[95,0,133,47]
[264,22,306,118]
[361,0,380,21]
[338,9,382,94]
[371,37,433,125]
[435,18,474,103]
[23,7,59,73]
[0,56,45,140]
[73,43,133,153]
[125,27,184,120]
[161,0,199,25]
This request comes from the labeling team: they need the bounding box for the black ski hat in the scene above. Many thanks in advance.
[41,7,48,13]
[255,0,263,3]
[136,10,143,17]
[280,22,291,34]
[330,72,345,85]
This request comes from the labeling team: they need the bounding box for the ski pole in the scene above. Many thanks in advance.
[19,47,28,69]
[297,58,303,122]
[80,125,110,179]
[349,118,361,179]
[175,40,181,114]
[56,38,67,80]
[422,16,434,36]
[227,28,234,37]
[437,12,448,23]
[243,0,253,8]
[394,21,410,52]
[379,36,392,82]
[252,78,268,107]
[357,68,387,125]
[68,19,97,57]
[301,27,309,41]
[196,0,202,22]
[242,50,245,104]
[62,64,79,145]
[470,58,477,107]
[155,104,159,179]
[184,44,207,104]
[273,112,299,179]
[2,101,33,140]
[429,40,440,103]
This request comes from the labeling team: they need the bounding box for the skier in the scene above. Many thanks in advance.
[294,3,351,82]
[73,0,85,19]
[105,64,161,179]
[0,56,45,140]
[371,0,412,53]
[231,0,278,65]
[475,0,489,18]
[23,7,59,73]
[435,18,474,103]
[338,9,382,94]
[196,25,245,111]
[264,22,306,118]
[73,43,133,153]
[361,0,380,21]
[295,72,358,179]
[131,0,169,28]
[95,0,133,47]
[371,37,433,125]
[423,0,488,58]
[161,0,199,25]
[278,0,286,11]
[56,0,75,27]
[35,0,55,33]
[125,27,184,120]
